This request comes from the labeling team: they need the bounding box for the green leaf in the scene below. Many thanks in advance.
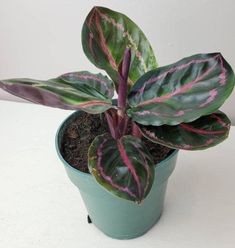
[138,111,231,150]
[0,71,115,114]
[128,53,235,125]
[88,133,155,203]
[82,6,157,90]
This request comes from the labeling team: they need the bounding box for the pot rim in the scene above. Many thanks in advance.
[55,111,179,179]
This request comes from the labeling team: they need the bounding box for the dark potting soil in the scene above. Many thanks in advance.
[61,113,173,173]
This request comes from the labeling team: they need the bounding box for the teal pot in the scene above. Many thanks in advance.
[55,111,179,239]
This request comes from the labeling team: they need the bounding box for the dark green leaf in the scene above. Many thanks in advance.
[128,53,235,125]
[82,6,157,90]
[88,133,155,203]
[0,71,115,114]
[138,111,231,150]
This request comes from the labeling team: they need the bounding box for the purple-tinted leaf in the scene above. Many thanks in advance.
[88,133,155,203]
[128,53,235,125]
[138,111,231,150]
[82,6,157,90]
[0,71,115,114]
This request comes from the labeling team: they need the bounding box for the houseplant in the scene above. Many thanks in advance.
[0,6,234,239]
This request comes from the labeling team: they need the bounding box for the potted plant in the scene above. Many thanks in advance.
[0,6,234,239]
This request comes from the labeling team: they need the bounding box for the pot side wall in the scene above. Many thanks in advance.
[55,111,179,239]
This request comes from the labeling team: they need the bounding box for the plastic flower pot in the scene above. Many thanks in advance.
[55,111,179,239]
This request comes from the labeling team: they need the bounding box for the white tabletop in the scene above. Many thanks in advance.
[0,101,235,248]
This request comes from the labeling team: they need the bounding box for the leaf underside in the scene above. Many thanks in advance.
[0,71,115,114]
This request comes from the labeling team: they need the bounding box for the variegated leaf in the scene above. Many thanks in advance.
[138,111,231,150]
[0,71,115,114]
[88,133,155,203]
[82,6,157,90]
[128,53,235,125]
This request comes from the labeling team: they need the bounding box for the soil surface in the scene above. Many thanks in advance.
[61,113,172,173]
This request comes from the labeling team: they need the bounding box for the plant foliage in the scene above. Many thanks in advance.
[1,6,234,203]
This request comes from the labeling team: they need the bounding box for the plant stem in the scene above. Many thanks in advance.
[117,48,131,118]
[105,111,117,139]
[132,122,142,138]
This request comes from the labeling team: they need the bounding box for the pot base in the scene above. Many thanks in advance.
[97,213,162,240]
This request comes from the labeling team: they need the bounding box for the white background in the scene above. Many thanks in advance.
[0,0,235,123]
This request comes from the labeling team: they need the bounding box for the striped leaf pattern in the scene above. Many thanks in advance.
[88,133,155,203]
[128,53,235,126]
[82,6,157,90]
[0,71,115,114]
[138,111,231,150]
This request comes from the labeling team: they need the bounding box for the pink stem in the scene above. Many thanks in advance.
[117,48,131,118]
[105,111,117,139]
[132,122,142,138]
[105,48,132,139]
